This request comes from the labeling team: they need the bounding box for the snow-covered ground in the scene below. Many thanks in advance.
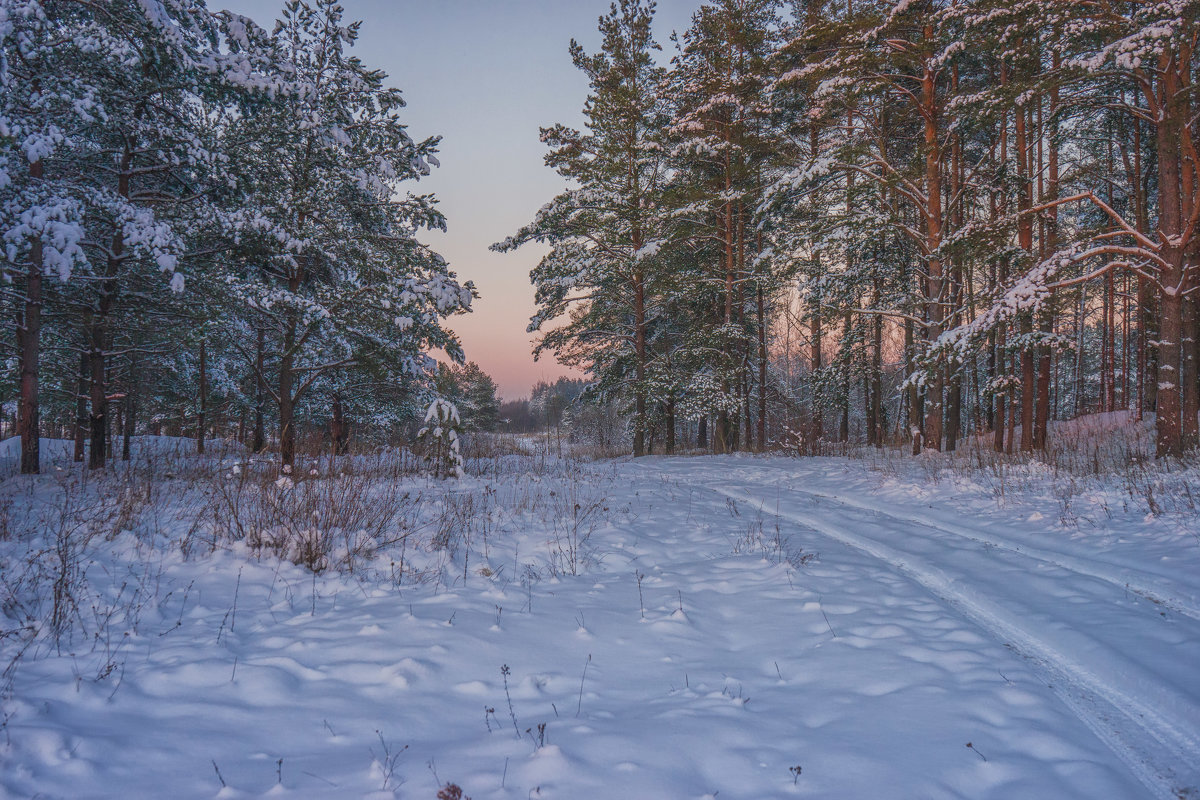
[0,435,248,479]
[1,435,1198,799]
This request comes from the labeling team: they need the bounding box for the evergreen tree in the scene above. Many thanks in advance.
[494,0,669,457]
[1,1,88,472]
[664,0,782,452]
[417,397,463,479]
[437,361,500,432]
[0,0,475,469]
[2,0,226,469]
[224,0,473,468]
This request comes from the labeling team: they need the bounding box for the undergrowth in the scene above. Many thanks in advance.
[0,434,616,701]
[848,411,1200,523]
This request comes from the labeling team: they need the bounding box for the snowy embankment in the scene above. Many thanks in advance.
[1,435,1198,799]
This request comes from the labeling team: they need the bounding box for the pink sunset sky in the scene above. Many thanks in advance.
[226,0,697,399]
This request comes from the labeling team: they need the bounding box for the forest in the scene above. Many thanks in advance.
[3,3,1200,799]
[4,0,1200,471]
[2,0,475,474]
[500,0,1200,461]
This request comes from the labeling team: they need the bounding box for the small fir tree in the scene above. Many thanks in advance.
[417,398,464,479]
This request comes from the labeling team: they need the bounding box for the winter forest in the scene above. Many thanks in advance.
[500,0,1200,464]
[2,1,1200,799]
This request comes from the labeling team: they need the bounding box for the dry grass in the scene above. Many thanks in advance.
[206,463,420,574]
[0,436,620,686]
[848,412,1200,522]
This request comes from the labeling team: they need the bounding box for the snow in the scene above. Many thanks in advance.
[0,435,244,475]
[0,435,75,464]
[1,437,1197,798]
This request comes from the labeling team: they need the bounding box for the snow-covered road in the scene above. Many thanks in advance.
[655,457,1200,800]
[2,454,1197,799]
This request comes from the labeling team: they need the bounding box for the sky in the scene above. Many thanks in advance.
[222,0,700,400]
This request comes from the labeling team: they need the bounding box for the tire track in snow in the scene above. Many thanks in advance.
[769,481,1200,624]
[698,480,1200,800]
[651,459,1200,623]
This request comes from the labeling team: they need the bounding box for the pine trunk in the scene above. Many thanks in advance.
[993,81,1008,453]
[1035,304,1053,449]
[88,316,107,470]
[122,359,135,462]
[331,392,348,455]
[757,284,767,449]
[280,356,295,468]
[254,326,266,453]
[839,312,850,443]
[197,339,207,455]
[1158,280,1184,456]
[1154,50,1187,456]
[74,351,87,462]
[810,253,823,447]
[871,306,883,447]
[17,159,44,474]
[906,318,922,454]
[921,46,943,452]
[633,268,647,458]
[1035,72,1059,451]
[87,148,132,470]
[280,302,298,469]
[1183,290,1199,449]
[1141,277,1158,416]
[1015,98,1035,452]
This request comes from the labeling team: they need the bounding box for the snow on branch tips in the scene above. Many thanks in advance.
[417,397,464,479]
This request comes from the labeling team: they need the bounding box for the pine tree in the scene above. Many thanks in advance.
[1,1,472,467]
[936,0,1200,457]
[494,0,669,457]
[0,0,299,469]
[417,398,463,479]
[665,0,782,452]
[224,0,473,468]
[437,361,500,432]
[1,1,89,472]
[1043,1,1199,456]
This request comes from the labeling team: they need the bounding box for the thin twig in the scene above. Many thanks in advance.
[576,654,592,717]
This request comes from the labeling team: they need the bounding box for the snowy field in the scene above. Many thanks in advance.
[1,428,1199,799]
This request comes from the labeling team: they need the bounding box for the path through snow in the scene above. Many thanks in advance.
[2,454,1197,799]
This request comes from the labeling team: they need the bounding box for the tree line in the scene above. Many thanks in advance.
[501,0,1200,458]
[2,0,474,474]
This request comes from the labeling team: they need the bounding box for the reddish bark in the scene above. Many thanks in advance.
[17,159,43,474]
